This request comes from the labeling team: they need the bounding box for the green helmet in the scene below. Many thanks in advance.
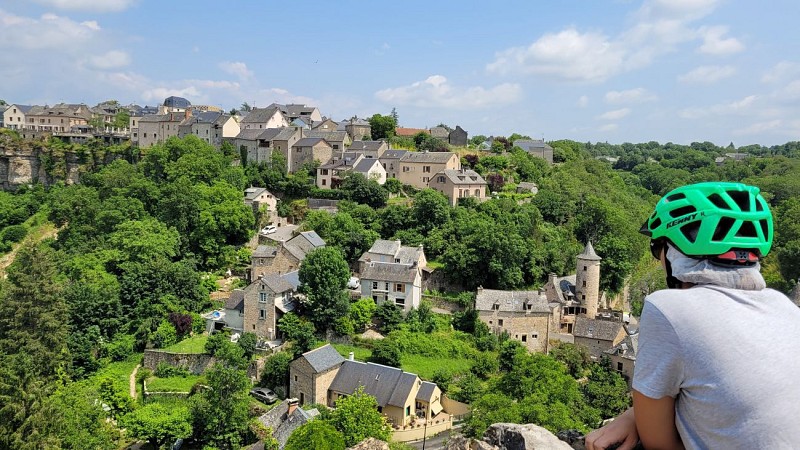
[640,182,773,258]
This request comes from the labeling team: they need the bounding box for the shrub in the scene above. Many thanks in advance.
[169,312,193,338]
[204,330,230,355]
[151,320,177,349]
[154,362,190,378]
[368,339,401,367]
[0,224,27,243]
[104,334,135,361]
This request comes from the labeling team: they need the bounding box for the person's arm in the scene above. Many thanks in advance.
[632,389,684,450]
[585,407,639,450]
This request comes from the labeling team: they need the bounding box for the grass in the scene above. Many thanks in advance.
[425,260,445,270]
[332,343,373,361]
[164,334,209,354]
[401,355,472,380]
[147,375,203,392]
[91,353,142,389]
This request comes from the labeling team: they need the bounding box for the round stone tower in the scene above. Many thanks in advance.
[575,241,601,319]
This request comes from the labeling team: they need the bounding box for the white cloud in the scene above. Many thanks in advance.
[578,95,589,108]
[679,95,757,119]
[86,50,130,69]
[375,75,521,108]
[29,0,137,13]
[605,88,657,104]
[761,61,800,84]
[678,65,736,84]
[597,108,631,120]
[487,29,626,82]
[0,9,101,51]
[734,120,782,135]
[697,25,744,55]
[219,61,253,81]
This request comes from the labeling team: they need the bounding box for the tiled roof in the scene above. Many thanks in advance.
[353,159,381,173]
[304,130,347,141]
[274,127,300,140]
[297,231,326,248]
[252,245,277,258]
[604,333,638,360]
[474,288,550,313]
[573,317,624,341]
[256,273,294,294]
[395,127,428,137]
[416,381,437,403]
[366,240,401,257]
[244,187,270,201]
[433,169,487,185]
[282,270,300,291]
[241,106,282,124]
[225,290,245,312]
[360,262,418,283]
[349,140,385,151]
[329,360,421,408]
[8,104,34,114]
[258,399,318,448]
[299,344,345,373]
[235,129,265,140]
[514,139,553,151]
[293,137,328,147]
[578,242,601,261]
[400,151,457,164]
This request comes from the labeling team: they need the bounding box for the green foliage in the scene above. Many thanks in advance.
[583,358,631,419]
[470,351,499,379]
[278,313,318,357]
[464,393,522,438]
[368,114,397,140]
[350,298,377,332]
[340,172,389,208]
[151,320,178,349]
[189,359,250,448]
[549,342,592,378]
[0,224,27,243]
[98,377,134,419]
[122,402,192,449]
[154,362,190,378]
[299,247,351,330]
[105,333,136,361]
[328,387,392,446]
[285,420,345,450]
[368,338,402,367]
[260,351,292,396]
[374,302,404,333]
[237,332,258,359]
[404,301,436,333]
[205,331,231,356]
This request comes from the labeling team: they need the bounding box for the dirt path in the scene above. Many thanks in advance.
[130,364,140,399]
[0,223,58,278]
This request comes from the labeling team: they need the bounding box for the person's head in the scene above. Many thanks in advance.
[640,182,773,288]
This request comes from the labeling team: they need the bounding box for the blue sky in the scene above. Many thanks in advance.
[1,0,799,146]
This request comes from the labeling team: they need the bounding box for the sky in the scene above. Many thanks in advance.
[1,0,799,147]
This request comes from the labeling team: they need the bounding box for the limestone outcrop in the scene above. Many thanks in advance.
[446,423,574,450]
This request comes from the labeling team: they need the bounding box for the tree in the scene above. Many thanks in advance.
[299,247,351,330]
[350,298,377,332]
[583,358,631,419]
[549,342,592,378]
[277,313,317,357]
[260,351,293,397]
[328,387,392,447]
[189,359,250,448]
[374,302,404,333]
[238,332,258,359]
[368,338,401,367]
[122,403,192,449]
[340,172,388,208]
[368,114,397,140]
[285,420,345,450]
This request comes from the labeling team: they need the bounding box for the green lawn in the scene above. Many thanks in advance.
[164,334,209,354]
[401,355,472,380]
[147,375,203,393]
[331,343,372,361]
[91,353,142,389]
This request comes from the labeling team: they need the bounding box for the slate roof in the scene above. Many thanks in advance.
[258,399,318,449]
[163,96,191,108]
[293,137,328,147]
[429,126,450,138]
[241,106,283,124]
[416,381,437,403]
[360,262,419,283]
[282,270,300,291]
[252,245,277,258]
[474,288,550,313]
[304,130,347,142]
[299,344,345,373]
[329,360,420,408]
[578,242,602,261]
[8,104,33,114]
[517,182,538,191]
[353,158,380,173]
[514,139,553,151]
[140,113,182,123]
[380,150,408,160]
[257,273,295,294]
[400,151,457,164]
[573,317,624,341]
[349,140,385,151]
[282,231,325,262]
[604,332,638,360]
[298,231,325,248]
[434,169,487,185]
[244,187,270,202]
[367,240,401,256]
[273,127,299,140]
[552,275,577,303]
[225,290,245,312]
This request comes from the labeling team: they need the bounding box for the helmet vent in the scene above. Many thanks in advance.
[713,217,736,241]
[651,218,662,229]
[738,221,758,238]
[756,201,764,212]
[728,190,751,211]
[759,219,770,241]
[680,223,699,243]
[708,193,729,209]
[670,205,697,218]
[666,193,686,202]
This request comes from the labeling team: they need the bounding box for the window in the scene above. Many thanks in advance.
[532,333,538,339]
[406,406,411,417]
[423,166,431,173]
[259,293,267,303]
[322,169,329,175]
[402,166,410,172]
[395,298,405,307]
[582,280,586,287]
[475,189,480,196]
[259,309,266,320]
[582,294,586,300]
[333,144,339,150]
[498,319,504,326]
[521,334,527,342]
[492,304,499,310]
[583,266,587,271]
[488,320,493,325]
[384,282,389,290]
[372,281,378,289]
[617,362,624,371]
[294,375,298,382]
[322,179,326,186]
[422,177,429,183]
[395,283,405,293]
[437,176,445,183]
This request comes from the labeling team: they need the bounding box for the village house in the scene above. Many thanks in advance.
[289,345,446,428]
[311,118,338,132]
[448,125,468,146]
[396,151,460,189]
[235,127,302,166]
[378,149,408,179]
[474,287,553,353]
[249,231,325,281]
[348,140,389,159]
[516,181,539,194]
[358,240,426,312]
[288,137,333,173]
[542,242,603,334]
[256,399,319,449]
[204,270,299,343]
[24,103,92,133]
[316,153,388,189]
[342,117,371,141]
[429,126,450,141]
[358,239,427,274]
[158,96,191,114]
[273,103,322,124]
[513,139,554,164]
[244,187,278,226]
[395,127,428,139]
[240,106,289,130]
[427,169,488,206]
[604,332,638,387]
[137,109,190,148]
[303,130,351,152]
[2,104,33,130]
[573,316,627,360]
[178,111,239,148]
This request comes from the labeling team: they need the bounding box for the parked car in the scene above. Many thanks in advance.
[347,276,360,290]
[249,387,278,404]
[260,225,277,235]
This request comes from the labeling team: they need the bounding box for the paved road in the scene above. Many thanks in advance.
[407,428,462,450]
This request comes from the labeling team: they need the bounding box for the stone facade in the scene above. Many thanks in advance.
[396,151,460,189]
[289,355,343,406]
[475,287,553,353]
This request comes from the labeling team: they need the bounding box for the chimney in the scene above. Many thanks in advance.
[287,398,299,415]
[548,273,557,286]
[185,108,191,119]
[349,352,354,361]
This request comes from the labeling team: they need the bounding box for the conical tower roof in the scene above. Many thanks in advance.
[578,241,602,261]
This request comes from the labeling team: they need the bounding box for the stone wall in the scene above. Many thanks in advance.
[143,349,264,380]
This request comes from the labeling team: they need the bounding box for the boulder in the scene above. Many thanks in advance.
[348,437,390,450]
[445,424,573,450]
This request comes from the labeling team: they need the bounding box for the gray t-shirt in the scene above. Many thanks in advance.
[633,285,800,450]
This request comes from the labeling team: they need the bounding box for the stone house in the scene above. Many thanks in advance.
[427,169,488,206]
[25,103,92,133]
[358,239,427,274]
[178,111,239,148]
[396,151,460,189]
[137,110,190,148]
[303,130,351,153]
[289,345,445,427]
[158,96,191,114]
[378,149,408,179]
[474,287,554,353]
[429,126,450,140]
[289,344,345,406]
[513,139,554,165]
[244,187,278,226]
[288,137,333,173]
[448,125,468,146]
[353,158,387,185]
[343,117,371,141]
[273,103,322,123]
[249,231,326,281]
[348,140,389,159]
[542,242,603,334]
[604,332,638,387]
[573,316,626,359]
[316,152,363,189]
[256,399,319,449]
[2,104,33,130]
[240,106,289,130]
[360,262,422,312]
[311,118,338,132]
[516,182,539,194]
[235,127,302,166]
